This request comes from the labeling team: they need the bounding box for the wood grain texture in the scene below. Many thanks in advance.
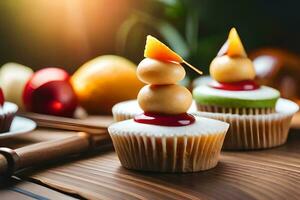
[0,128,111,176]
[0,178,76,200]
[17,129,300,200]
[20,112,113,133]
[0,129,79,149]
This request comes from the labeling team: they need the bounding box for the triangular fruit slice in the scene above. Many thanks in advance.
[217,28,247,57]
[227,28,247,57]
[144,35,183,63]
[144,35,202,74]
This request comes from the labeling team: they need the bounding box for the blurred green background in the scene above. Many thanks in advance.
[0,0,299,76]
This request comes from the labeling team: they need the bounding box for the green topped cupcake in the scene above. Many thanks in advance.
[194,84,280,114]
[193,28,298,150]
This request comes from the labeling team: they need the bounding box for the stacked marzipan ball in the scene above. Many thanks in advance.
[137,58,192,115]
[108,35,229,172]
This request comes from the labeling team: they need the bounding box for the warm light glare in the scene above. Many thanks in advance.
[3,0,133,69]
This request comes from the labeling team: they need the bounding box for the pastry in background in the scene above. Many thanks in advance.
[0,87,18,133]
[193,28,298,150]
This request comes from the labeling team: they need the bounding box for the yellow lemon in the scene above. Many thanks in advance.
[71,55,144,114]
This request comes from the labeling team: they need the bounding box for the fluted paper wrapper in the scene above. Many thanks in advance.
[0,102,18,133]
[194,98,299,150]
[110,133,226,172]
[197,105,275,115]
[108,117,229,172]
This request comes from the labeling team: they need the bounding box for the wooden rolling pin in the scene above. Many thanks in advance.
[0,131,111,178]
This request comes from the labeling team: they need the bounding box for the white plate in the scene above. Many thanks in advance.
[0,116,37,139]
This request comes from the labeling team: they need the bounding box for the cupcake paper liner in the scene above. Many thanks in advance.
[0,102,18,133]
[110,133,225,172]
[194,98,298,150]
[197,104,275,115]
[108,117,229,172]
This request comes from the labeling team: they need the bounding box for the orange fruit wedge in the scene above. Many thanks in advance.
[144,35,202,74]
[144,35,183,63]
[218,28,247,57]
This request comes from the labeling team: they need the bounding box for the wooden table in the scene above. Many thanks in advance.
[1,128,300,200]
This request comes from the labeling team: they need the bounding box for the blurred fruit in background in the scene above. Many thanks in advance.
[71,55,144,114]
[250,48,300,104]
[0,88,4,106]
[0,0,137,72]
[0,63,33,109]
[23,68,77,117]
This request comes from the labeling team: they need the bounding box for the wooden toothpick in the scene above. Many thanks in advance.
[183,60,203,75]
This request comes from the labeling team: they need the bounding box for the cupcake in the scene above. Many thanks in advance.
[108,35,229,172]
[0,88,18,133]
[112,99,197,122]
[193,28,299,150]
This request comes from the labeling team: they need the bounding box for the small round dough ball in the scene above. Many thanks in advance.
[210,55,255,83]
[137,58,185,84]
[137,84,192,115]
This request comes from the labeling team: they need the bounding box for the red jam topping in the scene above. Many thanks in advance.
[209,80,260,91]
[134,112,195,126]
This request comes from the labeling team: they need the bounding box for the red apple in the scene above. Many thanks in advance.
[23,68,78,117]
[0,88,4,106]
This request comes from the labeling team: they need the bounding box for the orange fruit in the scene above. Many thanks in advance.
[71,55,144,114]
[144,35,183,63]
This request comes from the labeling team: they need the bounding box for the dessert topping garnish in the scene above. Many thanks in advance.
[144,35,202,75]
[135,36,198,126]
[134,112,195,126]
[209,28,258,89]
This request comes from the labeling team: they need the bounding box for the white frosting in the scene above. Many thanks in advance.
[192,75,212,88]
[112,100,143,116]
[194,85,280,100]
[275,98,299,114]
[108,116,229,137]
[253,56,276,77]
[0,102,18,115]
[112,99,197,115]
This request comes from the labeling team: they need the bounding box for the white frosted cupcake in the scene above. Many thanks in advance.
[108,35,229,172]
[112,100,197,122]
[109,116,228,172]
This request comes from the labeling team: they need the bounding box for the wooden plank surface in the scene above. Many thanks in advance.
[14,129,300,200]
[0,129,78,149]
[0,129,80,200]
[0,178,76,200]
